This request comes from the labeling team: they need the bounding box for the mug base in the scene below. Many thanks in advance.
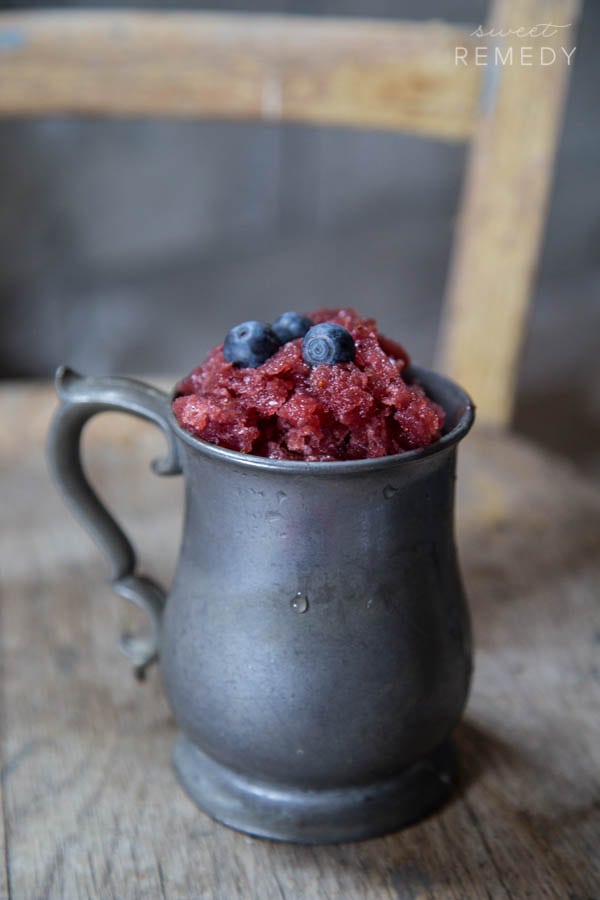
[172,734,457,844]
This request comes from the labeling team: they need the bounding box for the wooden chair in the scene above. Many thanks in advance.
[2,3,599,899]
[0,0,581,425]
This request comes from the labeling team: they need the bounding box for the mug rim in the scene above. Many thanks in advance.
[167,364,475,474]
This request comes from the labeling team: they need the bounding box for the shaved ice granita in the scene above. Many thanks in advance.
[172,308,445,462]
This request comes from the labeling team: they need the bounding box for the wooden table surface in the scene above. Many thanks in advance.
[1,380,599,900]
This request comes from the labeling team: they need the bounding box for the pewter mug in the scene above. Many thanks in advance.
[48,365,474,843]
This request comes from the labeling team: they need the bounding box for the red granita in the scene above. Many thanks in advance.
[172,308,444,461]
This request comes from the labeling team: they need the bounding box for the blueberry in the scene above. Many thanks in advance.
[272,311,313,344]
[302,323,355,366]
[223,320,282,368]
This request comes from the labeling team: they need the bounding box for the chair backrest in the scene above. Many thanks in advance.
[0,0,580,427]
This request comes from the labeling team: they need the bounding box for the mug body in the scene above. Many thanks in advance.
[160,367,474,842]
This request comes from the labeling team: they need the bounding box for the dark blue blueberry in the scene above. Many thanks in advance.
[223,320,281,368]
[302,323,355,366]
[272,311,313,344]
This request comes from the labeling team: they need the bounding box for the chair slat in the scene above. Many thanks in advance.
[0,10,480,140]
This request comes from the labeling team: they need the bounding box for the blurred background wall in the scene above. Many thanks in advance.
[0,0,598,478]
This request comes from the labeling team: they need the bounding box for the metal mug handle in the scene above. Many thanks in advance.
[47,366,182,679]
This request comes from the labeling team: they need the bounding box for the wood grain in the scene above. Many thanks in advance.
[1,380,599,898]
[0,11,481,140]
[437,0,581,427]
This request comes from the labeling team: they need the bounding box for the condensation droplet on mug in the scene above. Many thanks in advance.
[291,593,309,614]
[383,484,400,500]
